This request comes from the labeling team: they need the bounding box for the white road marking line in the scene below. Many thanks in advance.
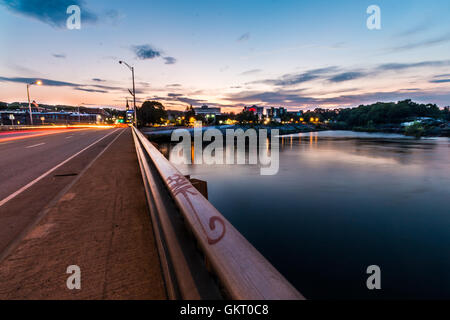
[26,143,46,149]
[0,128,121,208]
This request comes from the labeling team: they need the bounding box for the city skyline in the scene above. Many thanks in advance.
[1,0,450,112]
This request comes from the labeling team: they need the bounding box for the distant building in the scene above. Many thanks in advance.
[0,110,101,126]
[267,107,287,118]
[194,105,221,117]
[80,107,108,119]
[287,110,304,117]
[244,105,264,120]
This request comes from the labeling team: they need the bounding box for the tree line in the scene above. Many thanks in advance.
[330,100,449,126]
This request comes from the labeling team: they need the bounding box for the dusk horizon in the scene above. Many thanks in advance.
[1,0,449,112]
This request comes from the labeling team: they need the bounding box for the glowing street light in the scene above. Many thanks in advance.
[27,80,42,126]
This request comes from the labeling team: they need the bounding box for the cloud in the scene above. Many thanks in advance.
[52,53,66,59]
[388,33,450,52]
[328,71,367,83]
[228,90,315,105]
[226,88,450,108]
[434,73,450,78]
[0,0,98,28]
[0,76,78,87]
[237,32,250,42]
[429,73,450,83]
[174,97,207,106]
[0,76,132,94]
[94,82,123,91]
[151,93,214,107]
[240,69,262,76]
[75,88,108,93]
[163,57,177,65]
[132,45,162,60]
[250,59,450,89]
[325,91,450,107]
[131,44,177,64]
[377,60,450,71]
[430,79,450,83]
[253,66,338,86]
[395,22,432,38]
[92,78,105,82]
[165,96,206,106]
[139,81,151,88]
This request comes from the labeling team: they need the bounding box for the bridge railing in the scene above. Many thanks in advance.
[132,126,304,300]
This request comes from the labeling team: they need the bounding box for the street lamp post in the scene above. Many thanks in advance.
[119,60,137,126]
[27,80,42,126]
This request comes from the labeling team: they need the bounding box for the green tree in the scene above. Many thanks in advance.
[236,110,258,124]
[184,105,195,124]
[137,101,168,127]
[442,107,450,121]
[404,122,425,138]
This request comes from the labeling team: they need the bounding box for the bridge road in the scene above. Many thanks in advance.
[0,128,115,201]
[0,128,121,255]
[0,128,166,299]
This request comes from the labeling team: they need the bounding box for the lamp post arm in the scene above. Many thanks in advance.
[120,60,133,71]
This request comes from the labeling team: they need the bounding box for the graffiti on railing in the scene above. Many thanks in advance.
[167,173,226,245]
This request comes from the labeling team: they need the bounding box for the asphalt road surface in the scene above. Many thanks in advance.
[0,128,125,258]
[0,128,167,299]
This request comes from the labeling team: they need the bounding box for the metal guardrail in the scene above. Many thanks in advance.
[132,127,304,300]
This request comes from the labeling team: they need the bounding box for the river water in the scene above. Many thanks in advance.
[159,131,450,299]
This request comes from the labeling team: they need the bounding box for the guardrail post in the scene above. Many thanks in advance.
[189,179,208,199]
[184,175,208,199]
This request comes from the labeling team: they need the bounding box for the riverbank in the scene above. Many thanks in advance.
[141,123,324,142]
[141,121,449,142]
[328,121,450,138]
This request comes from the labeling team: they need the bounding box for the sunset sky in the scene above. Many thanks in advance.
[1,0,450,112]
